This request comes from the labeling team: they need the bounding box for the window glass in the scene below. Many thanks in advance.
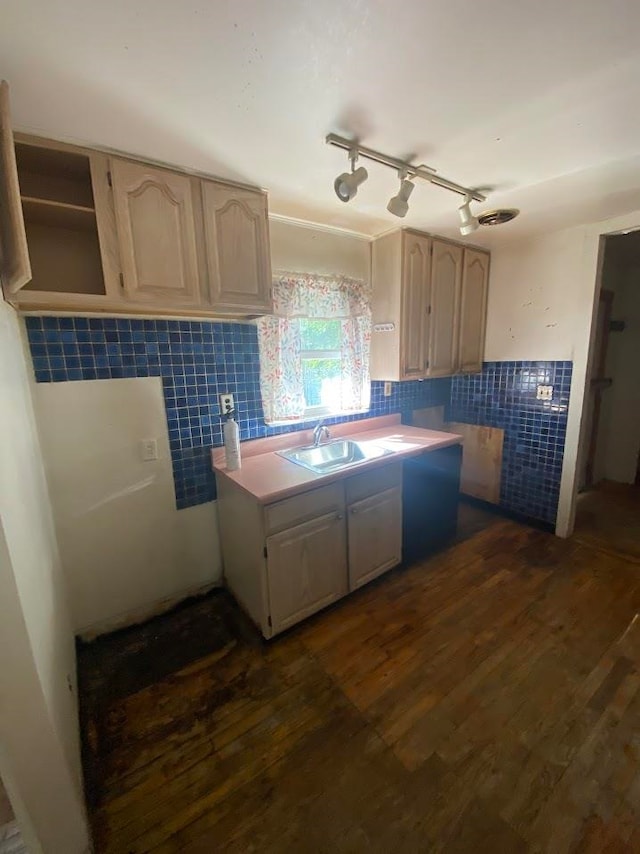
[299,319,342,411]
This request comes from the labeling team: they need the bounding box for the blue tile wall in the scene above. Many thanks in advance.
[25,316,451,510]
[449,361,572,525]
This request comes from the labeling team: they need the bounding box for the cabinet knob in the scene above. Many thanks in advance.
[336,513,344,520]
[350,507,357,515]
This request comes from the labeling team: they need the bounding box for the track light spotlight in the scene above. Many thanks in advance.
[458,194,479,236]
[387,177,415,218]
[334,152,368,203]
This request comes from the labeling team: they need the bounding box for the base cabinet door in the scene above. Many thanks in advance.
[266,511,347,635]
[348,486,402,590]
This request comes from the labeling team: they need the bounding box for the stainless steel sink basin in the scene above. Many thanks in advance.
[277,439,394,474]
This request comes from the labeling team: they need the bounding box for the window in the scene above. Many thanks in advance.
[300,319,342,414]
[256,272,371,425]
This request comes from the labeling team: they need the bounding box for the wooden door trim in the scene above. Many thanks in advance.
[584,288,613,487]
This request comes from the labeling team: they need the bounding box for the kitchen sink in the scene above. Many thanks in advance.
[277,439,394,474]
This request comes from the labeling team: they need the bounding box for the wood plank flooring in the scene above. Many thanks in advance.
[80,516,640,853]
[574,482,640,563]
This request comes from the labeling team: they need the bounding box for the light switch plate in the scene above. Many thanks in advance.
[383,382,392,397]
[536,385,553,401]
[140,438,158,461]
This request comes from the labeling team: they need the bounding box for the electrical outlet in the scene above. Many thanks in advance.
[383,381,392,397]
[220,393,235,415]
[140,438,158,461]
[536,385,553,401]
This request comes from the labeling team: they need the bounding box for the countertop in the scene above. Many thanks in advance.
[212,415,462,504]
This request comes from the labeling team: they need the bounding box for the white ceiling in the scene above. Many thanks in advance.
[4,0,640,243]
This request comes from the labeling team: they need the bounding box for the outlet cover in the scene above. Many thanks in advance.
[383,381,392,397]
[536,385,553,401]
[220,393,235,414]
[140,438,158,461]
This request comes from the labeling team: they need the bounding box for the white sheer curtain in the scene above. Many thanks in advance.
[256,272,372,424]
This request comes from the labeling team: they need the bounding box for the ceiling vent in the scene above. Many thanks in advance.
[478,208,519,227]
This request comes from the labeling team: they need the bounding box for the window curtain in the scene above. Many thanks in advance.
[256,272,372,424]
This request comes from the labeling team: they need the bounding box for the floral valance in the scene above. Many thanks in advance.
[270,271,371,319]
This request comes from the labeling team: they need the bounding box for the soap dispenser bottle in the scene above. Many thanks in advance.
[223,410,241,471]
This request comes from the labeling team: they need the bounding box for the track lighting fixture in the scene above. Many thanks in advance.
[334,151,368,203]
[387,174,415,218]
[325,134,520,230]
[458,195,479,236]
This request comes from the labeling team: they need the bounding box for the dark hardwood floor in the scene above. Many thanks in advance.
[80,514,640,853]
[574,482,640,563]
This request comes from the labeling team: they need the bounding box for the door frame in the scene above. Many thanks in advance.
[583,288,613,488]
[556,216,640,538]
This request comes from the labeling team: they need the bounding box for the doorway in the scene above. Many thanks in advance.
[573,231,640,559]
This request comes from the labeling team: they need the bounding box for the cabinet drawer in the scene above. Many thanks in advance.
[264,482,345,536]
[345,462,402,505]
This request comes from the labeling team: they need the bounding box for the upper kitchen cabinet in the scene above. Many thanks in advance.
[370,228,489,380]
[4,136,120,310]
[370,229,431,382]
[458,248,489,374]
[110,159,202,306]
[201,180,272,314]
[428,239,463,378]
[0,81,31,295]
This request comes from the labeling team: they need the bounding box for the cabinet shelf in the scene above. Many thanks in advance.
[21,195,96,231]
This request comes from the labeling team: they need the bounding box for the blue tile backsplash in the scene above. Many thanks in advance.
[25,318,573,525]
[449,361,572,525]
[25,316,451,510]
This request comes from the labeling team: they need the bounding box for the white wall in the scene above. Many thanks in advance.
[0,299,90,853]
[485,228,590,361]
[595,255,640,483]
[34,377,222,636]
[270,218,370,280]
[486,209,640,537]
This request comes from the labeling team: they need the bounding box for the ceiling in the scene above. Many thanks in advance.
[4,0,640,244]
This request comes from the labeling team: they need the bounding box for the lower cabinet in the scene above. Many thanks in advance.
[265,510,347,635]
[348,486,402,590]
[217,461,404,638]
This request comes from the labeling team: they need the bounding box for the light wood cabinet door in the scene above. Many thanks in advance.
[110,159,201,304]
[201,181,272,313]
[348,486,402,590]
[458,249,489,373]
[0,81,31,295]
[401,232,431,379]
[428,239,463,377]
[266,511,348,634]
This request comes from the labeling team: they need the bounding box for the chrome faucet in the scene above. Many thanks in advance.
[312,419,331,447]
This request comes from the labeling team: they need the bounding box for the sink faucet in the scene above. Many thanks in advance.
[312,419,331,447]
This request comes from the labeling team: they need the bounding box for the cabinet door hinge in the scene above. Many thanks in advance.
[427,305,432,315]
[107,171,112,188]
[118,272,124,289]
[263,545,268,559]
[267,615,272,627]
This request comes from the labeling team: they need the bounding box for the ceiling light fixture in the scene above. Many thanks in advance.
[334,150,368,203]
[458,194,479,236]
[326,134,496,228]
[387,173,415,218]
